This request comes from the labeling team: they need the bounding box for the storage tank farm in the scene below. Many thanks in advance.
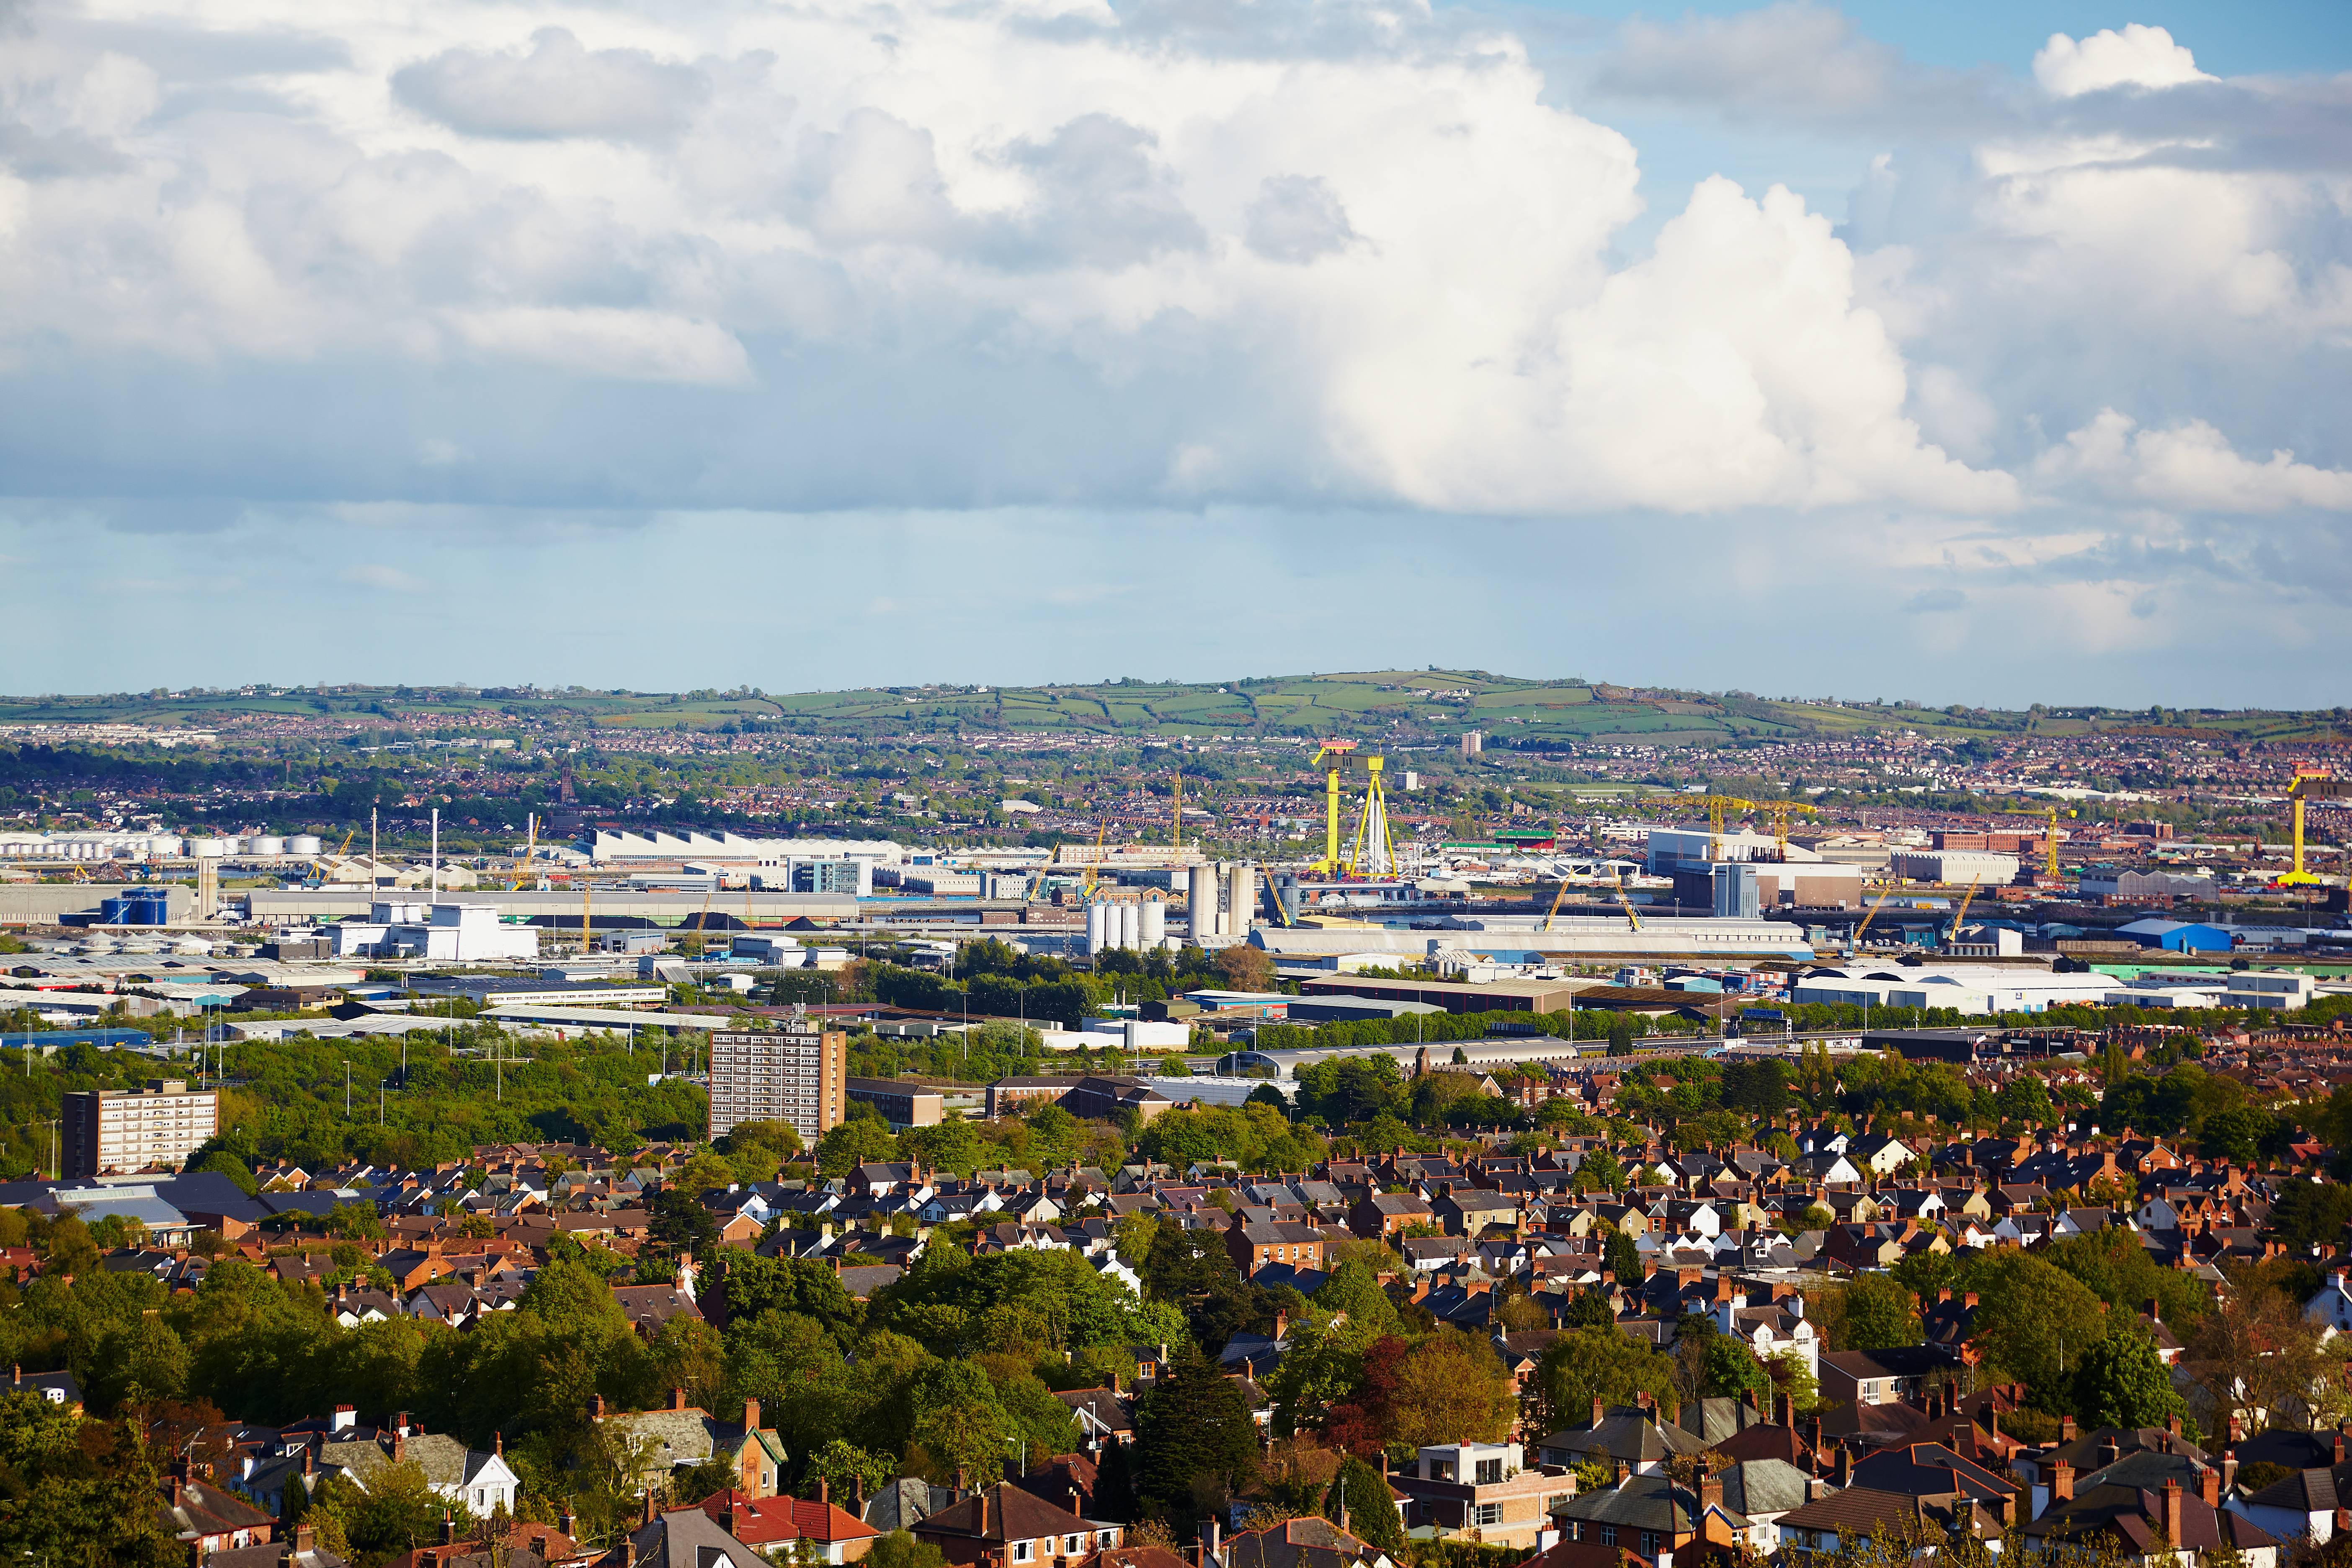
[1188,862,1221,939]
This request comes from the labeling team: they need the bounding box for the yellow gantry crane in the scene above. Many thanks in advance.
[1081,813,1111,897]
[1679,794,1819,859]
[1309,740,1394,877]
[2282,772,2347,885]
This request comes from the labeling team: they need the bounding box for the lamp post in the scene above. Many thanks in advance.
[343,1061,351,1115]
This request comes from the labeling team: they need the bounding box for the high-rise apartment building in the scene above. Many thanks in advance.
[708,1020,848,1143]
[62,1081,219,1177]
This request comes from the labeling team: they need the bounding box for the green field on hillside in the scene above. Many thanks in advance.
[0,675,2344,748]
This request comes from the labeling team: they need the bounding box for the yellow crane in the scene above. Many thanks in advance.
[1678,794,1819,859]
[1080,813,1111,897]
[1541,874,1574,932]
[1847,886,1895,955]
[1308,740,1394,877]
[579,879,592,953]
[1944,875,1983,946]
[315,826,356,886]
[1256,863,1292,927]
[510,813,537,891]
[2282,772,2347,885]
[1612,867,1644,933]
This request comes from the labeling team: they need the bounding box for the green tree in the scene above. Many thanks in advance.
[2071,1328,2184,1429]
[1603,1230,1642,1284]
[2269,1181,2352,1252]
[866,1532,952,1568]
[1835,1274,1923,1351]
[1135,1347,1259,1527]
[1523,1328,1678,1439]
[1324,1454,1406,1551]
[816,1117,900,1176]
[1969,1251,2111,1406]
[806,1437,896,1502]
[0,1393,179,1565]
[1702,1337,1771,1403]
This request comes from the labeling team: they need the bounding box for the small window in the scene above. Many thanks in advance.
[1014,1545,1034,1563]
[1068,1538,1082,1554]
[1476,1458,1504,1485]
[1600,1527,1617,1546]
[1475,1504,1505,1527]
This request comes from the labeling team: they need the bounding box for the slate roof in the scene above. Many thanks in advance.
[1221,1514,1395,1568]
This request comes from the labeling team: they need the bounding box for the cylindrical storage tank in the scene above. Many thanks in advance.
[147,835,184,857]
[100,896,134,923]
[134,891,171,924]
[1227,864,1255,934]
[1119,901,1140,952]
[193,838,227,858]
[250,836,285,858]
[1189,863,1221,939]
[1140,895,1165,948]
[286,835,322,856]
[1086,900,1108,956]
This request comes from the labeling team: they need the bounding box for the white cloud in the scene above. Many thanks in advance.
[2033,26,2214,98]
[391,28,712,141]
[2035,409,2352,513]
[449,307,754,387]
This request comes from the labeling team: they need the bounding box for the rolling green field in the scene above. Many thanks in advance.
[1,675,2344,749]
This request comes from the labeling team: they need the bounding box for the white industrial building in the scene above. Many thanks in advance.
[329,901,542,962]
[1645,827,1827,873]
[1254,916,1813,961]
[1790,964,2111,1015]
[585,830,903,866]
[1886,850,2020,885]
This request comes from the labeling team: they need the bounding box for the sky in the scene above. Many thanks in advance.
[2,0,2349,709]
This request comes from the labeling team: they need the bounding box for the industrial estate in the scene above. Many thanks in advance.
[2,671,2351,1568]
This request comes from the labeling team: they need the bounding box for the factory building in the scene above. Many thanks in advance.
[328,901,542,962]
[1645,827,1827,875]
[709,1019,849,1143]
[62,1081,218,1177]
[1887,850,2021,885]
[2080,869,2216,900]
[1669,859,1864,910]
[586,830,903,866]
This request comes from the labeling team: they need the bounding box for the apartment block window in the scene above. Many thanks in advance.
[1475,1504,1505,1527]
[1475,1458,1504,1485]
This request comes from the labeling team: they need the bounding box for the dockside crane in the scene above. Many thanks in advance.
[2282,772,2347,886]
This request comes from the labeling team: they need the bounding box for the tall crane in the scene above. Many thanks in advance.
[2282,772,2347,886]
[1846,886,1895,957]
[313,827,356,886]
[1308,741,1394,878]
[1611,867,1644,933]
[1080,814,1111,897]
[509,813,537,891]
[1944,875,1984,946]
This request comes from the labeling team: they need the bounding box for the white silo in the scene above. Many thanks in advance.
[250,836,285,858]
[1086,900,1108,956]
[1140,895,1166,948]
[147,835,183,858]
[286,835,322,856]
[1119,901,1141,951]
[1189,862,1221,939]
[1227,864,1255,933]
[192,838,227,857]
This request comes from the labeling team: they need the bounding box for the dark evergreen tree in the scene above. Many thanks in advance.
[1134,1347,1259,1532]
[1324,1455,1406,1551]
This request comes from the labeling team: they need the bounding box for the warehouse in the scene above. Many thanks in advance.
[1887,850,2021,885]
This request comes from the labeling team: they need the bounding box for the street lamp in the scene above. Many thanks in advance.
[343,1060,351,1114]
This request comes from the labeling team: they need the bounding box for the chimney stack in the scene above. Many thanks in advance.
[2164,1480,2183,1547]
[2052,1462,2075,1503]
[2200,1467,2219,1509]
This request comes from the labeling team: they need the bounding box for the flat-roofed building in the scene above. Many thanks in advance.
[846,1077,946,1127]
[62,1080,217,1176]
[709,1020,848,1143]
